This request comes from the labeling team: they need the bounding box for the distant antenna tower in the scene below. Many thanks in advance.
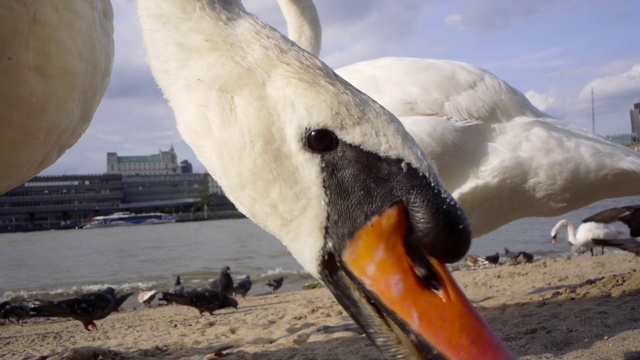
[591,87,595,133]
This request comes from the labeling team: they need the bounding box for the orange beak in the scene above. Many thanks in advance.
[552,235,557,246]
[342,203,513,359]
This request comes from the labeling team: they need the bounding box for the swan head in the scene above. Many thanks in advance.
[551,219,571,245]
[138,1,511,358]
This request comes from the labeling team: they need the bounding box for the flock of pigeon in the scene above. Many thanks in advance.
[0,266,286,330]
[465,248,534,269]
[465,205,640,269]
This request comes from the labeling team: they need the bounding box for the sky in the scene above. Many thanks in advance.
[41,0,640,175]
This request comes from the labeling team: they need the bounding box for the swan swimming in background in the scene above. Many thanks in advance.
[0,1,114,194]
[138,1,512,358]
[276,0,640,238]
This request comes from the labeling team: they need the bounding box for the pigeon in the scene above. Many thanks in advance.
[0,301,9,324]
[138,290,159,308]
[172,276,185,294]
[113,292,134,311]
[159,288,238,316]
[514,251,534,264]
[266,277,284,293]
[209,266,233,296]
[233,275,252,299]
[29,287,118,331]
[504,248,518,261]
[0,302,31,325]
[483,252,500,265]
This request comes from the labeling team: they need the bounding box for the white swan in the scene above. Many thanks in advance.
[137,1,512,358]
[551,219,619,256]
[0,1,114,194]
[276,0,640,238]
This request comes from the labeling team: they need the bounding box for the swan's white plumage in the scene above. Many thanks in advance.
[551,219,620,254]
[337,58,640,237]
[137,0,442,278]
[275,0,321,57]
[277,1,640,238]
[0,1,114,194]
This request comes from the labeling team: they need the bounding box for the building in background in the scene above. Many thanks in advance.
[180,160,193,173]
[631,102,640,140]
[603,103,640,148]
[107,146,180,176]
[0,174,124,231]
[0,147,237,232]
[605,133,638,147]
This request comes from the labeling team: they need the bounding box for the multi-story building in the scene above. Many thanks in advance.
[107,146,180,176]
[0,148,237,232]
[631,102,640,140]
[0,174,124,231]
[121,173,209,206]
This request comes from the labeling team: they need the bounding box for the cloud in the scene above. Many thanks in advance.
[573,64,640,132]
[315,0,436,67]
[525,90,556,111]
[579,63,640,105]
[445,0,554,32]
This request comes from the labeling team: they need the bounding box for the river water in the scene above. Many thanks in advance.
[1,195,639,303]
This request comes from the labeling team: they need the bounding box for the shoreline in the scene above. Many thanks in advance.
[3,253,640,359]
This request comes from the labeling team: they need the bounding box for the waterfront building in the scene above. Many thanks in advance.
[631,102,640,140]
[0,174,124,231]
[107,146,180,176]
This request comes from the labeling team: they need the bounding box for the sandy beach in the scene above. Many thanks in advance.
[2,253,640,360]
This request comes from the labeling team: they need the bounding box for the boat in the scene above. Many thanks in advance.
[83,211,177,228]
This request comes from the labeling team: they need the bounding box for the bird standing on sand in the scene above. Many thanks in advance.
[266,277,284,294]
[550,205,640,256]
[483,252,500,265]
[113,292,134,312]
[514,252,534,264]
[172,276,185,295]
[233,275,252,299]
[138,290,159,308]
[0,302,31,325]
[29,287,118,331]
[465,255,483,268]
[210,266,234,296]
[159,288,238,316]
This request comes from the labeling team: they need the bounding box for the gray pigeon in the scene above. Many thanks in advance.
[233,275,252,298]
[172,276,185,294]
[113,292,134,311]
[266,277,284,293]
[159,288,238,316]
[209,266,234,296]
[29,287,117,331]
[1,302,31,324]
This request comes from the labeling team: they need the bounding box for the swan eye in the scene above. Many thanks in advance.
[306,129,339,153]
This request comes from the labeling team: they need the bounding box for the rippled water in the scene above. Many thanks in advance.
[0,219,309,302]
[1,195,638,302]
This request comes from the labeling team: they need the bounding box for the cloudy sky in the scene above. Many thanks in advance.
[42,0,640,175]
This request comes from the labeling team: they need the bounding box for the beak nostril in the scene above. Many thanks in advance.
[405,195,472,264]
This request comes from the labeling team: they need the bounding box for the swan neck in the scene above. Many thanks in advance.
[277,0,321,56]
[564,221,577,244]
